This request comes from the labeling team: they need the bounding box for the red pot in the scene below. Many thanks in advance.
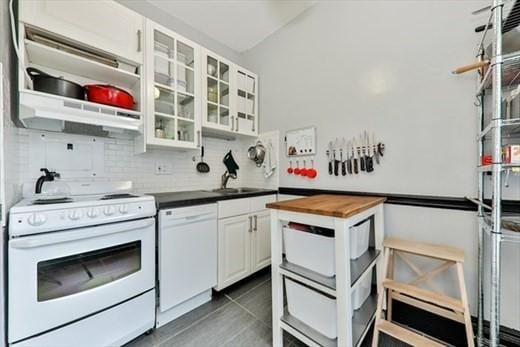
[84,84,134,109]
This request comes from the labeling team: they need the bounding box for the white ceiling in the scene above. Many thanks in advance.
[145,0,317,53]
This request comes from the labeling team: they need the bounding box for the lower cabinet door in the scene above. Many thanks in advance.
[251,210,271,272]
[217,214,251,290]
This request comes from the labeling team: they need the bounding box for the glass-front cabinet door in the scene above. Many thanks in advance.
[145,20,201,148]
[202,49,234,132]
[235,68,258,136]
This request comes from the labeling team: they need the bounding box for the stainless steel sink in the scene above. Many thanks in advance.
[210,187,262,194]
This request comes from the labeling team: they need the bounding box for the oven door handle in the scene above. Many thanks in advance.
[9,218,155,249]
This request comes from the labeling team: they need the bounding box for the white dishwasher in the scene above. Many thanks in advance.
[157,204,217,328]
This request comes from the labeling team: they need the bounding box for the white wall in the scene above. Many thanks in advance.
[244,0,520,330]
[244,0,484,197]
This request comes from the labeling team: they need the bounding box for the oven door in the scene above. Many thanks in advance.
[8,217,155,343]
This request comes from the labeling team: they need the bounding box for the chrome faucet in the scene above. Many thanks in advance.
[221,171,236,189]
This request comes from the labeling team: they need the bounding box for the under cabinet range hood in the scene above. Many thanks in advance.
[16,18,145,136]
[19,90,143,135]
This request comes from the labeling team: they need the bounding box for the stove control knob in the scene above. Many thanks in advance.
[104,206,115,216]
[87,208,99,218]
[68,210,82,221]
[119,205,129,214]
[28,213,46,226]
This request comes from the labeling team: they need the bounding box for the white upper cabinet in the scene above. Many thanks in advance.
[144,20,201,149]
[202,50,258,137]
[235,67,258,137]
[19,0,144,64]
[17,0,146,137]
[16,0,257,147]
[202,49,234,133]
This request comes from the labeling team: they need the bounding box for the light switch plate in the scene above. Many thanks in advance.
[155,162,173,175]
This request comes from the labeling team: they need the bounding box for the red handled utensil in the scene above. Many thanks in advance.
[307,159,317,179]
[294,160,301,175]
[300,160,308,176]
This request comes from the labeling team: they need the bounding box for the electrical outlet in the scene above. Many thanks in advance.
[155,162,173,175]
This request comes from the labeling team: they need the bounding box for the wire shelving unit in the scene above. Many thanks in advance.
[471,1,520,346]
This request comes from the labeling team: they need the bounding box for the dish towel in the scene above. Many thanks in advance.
[223,150,239,177]
[263,140,277,178]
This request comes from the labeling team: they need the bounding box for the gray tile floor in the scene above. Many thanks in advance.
[124,268,402,347]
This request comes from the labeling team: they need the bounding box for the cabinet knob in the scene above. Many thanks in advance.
[104,206,115,216]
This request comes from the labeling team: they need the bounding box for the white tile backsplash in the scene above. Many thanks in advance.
[9,127,278,199]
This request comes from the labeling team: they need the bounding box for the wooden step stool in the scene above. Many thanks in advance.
[372,238,474,347]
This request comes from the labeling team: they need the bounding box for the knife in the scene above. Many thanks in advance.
[373,133,380,165]
[366,131,374,173]
[346,140,353,174]
[333,138,339,176]
[352,139,359,174]
[358,135,365,171]
[327,141,333,175]
[341,138,347,176]
[378,142,385,157]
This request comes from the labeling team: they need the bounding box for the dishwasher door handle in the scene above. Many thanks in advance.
[164,210,216,221]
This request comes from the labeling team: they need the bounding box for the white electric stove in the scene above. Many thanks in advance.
[8,181,157,347]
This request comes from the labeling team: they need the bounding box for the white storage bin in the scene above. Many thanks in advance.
[285,270,373,339]
[285,278,337,339]
[350,219,370,260]
[283,227,335,277]
[352,270,372,310]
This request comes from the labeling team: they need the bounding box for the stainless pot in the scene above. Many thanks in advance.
[248,141,266,167]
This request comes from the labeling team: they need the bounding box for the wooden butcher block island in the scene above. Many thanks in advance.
[266,194,386,218]
[267,194,386,347]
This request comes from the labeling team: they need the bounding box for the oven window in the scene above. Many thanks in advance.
[37,241,142,302]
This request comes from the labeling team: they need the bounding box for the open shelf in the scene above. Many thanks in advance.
[279,248,380,295]
[351,248,380,288]
[280,293,377,347]
[155,111,176,120]
[352,291,377,346]
[478,117,520,140]
[281,309,337,347]
[25,40,140,89]
[477,50,520,95]
[478,163,520,172]
[480,215,520,243]
[19,89,142,132]
[280,260,337,296]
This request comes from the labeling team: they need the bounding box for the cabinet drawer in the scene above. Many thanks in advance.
[218,195,276,219]
[218,198,252,219]
[250,195,276,212]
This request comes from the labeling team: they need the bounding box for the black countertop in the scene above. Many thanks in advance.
[149,189,278,209]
